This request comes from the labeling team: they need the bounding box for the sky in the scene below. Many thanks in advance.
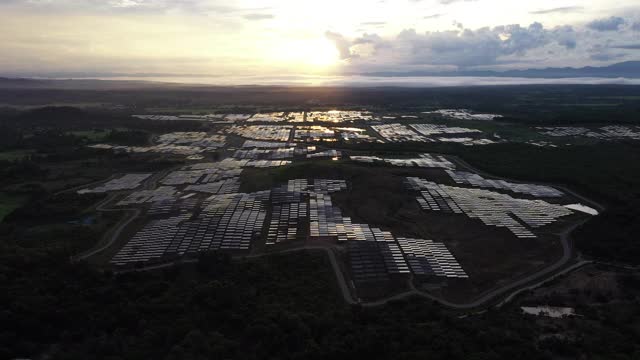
[1,0,639,79]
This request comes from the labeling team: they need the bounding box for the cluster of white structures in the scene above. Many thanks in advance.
[306,110,375,122]
[406,177,575,239]
[446,170,564,197]
[409,124,481,136]
[111,191,271,265]
[233,148,297,160]
[264,178,466,282]
[227,125,293,142]
[78,173,151,194]
[372,123,494,145]
[335,127,380,142]
[538,126,640,140]
[89,132,226,156]
[423,109,502,121]
[294,126,336,141]
[241,140,293,148]
[247,112,285,122]
[396,237,468,278]
[133,114,228,122]
[117,186,179,206]
[350,153,455,169]
[372,123,429,142]
[307,149,341,159]
[133,111,377,125]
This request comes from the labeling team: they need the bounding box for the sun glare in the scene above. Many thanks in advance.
[304,38,341,67]
[268,37,341,71]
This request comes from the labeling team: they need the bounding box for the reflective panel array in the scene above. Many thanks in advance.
[227,125,293,141]
[247,113,285,122]
[348,241,389,282]
[266,179,310,244]
[307,149,341,159]
[111,213,191,265]
[307,111,374,123]
[335,127,380,142]
[396,237,468,278]
[78,173,151,194]
[267,203,308,244]
[406,177,574,238]
[89,132,226,156]
[446,170,564,197]
[371,123,429,142]
[161,167,242,186]
[146,197,199,217]
[538,126,640,140]
[436,138,496,146]
[224,114,252,121]
[242,140,292,148]
[185,178,241,194]
[117,186,179,206]
[294,126,336,141]
[285,112,306,122]
[350,153,455,169]
[197,191,270,250]
[422,109,502,121]
[409,124,482,136]
[111,191,271,265]
[233,148,296,160]
[134,114,228,122]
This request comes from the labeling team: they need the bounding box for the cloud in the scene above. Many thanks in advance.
[587,16,626,31]
[530,6,584,15]
[612,43,640,50]
[325,31,354,60]
[243,13,273,20]
[1,0,270,16]
[632,22,640,31]
[589,52,627,61]
[326,22,579,69]
[361,21,386,26]
[438,0,478,4]
[424,14,444,19]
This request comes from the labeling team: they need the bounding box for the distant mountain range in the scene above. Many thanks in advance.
[361,61,640,78]
[0,61,639,90]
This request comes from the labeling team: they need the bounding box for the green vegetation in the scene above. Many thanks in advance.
[68,129,110,142]
[1,227,639,359]
[0,192,27,221]
[0,149,35,161]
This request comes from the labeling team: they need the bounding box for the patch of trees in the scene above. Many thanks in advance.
[105,129,149,146]
[1,232,639,360]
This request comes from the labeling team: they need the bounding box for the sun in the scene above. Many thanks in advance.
[268,36,341,70]
[302,37,341,67]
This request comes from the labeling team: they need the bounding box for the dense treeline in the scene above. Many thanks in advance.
[0,106,203,153]
[1,229,639,359]
[1,86,639,124]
